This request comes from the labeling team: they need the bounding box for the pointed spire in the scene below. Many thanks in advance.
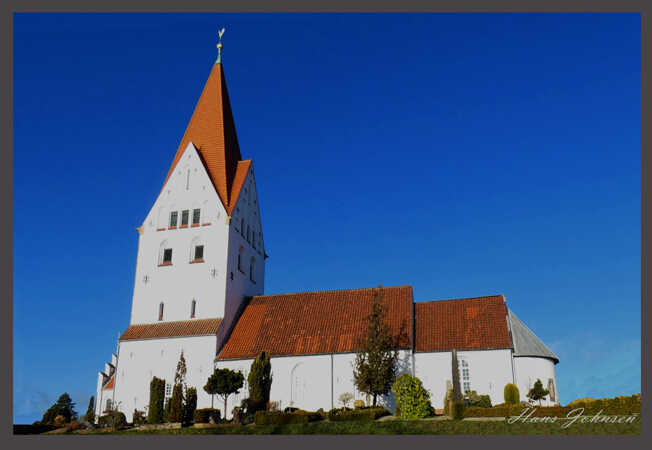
[163,50,244,212]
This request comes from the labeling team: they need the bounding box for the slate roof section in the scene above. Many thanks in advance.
[508,309,559,363]
[414,295,512,352]
[119,318,223,341]
[217,286,414,360]
[162,62,245,213]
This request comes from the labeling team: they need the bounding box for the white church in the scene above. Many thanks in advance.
[95,41,560,422]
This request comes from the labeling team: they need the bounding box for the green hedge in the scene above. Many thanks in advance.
[98,411,127,429]
[255,410,323,425]
[464,395,641,418]
[328,407,390,422]
[193,408,221,424]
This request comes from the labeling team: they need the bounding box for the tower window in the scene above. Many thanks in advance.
[158,302,164,321]
[162,248,173,264]
[238,247,244,273]
[192,208,201,225]
[250,257,255,283]
[191,300,197,318]
[181,210,189,226]
[459,359,471,394]
[241,218,245,237]
[247,225,251,243]
[169,211,178,227]
[186,169,190,190]
[194,245,204,261]
[165,382,172,398]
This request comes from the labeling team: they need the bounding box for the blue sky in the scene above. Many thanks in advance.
[13,13,640,423]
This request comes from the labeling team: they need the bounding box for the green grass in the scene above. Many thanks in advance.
[94,419,640,435]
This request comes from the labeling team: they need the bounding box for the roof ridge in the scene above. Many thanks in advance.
[416,295,504,305]
[253,285,413,298]
[128,317,223,327]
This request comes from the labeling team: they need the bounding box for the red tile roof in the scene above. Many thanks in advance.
[162,63,246,213]
[102,375,114,391]
[119,318,223,341]
[414,295,511,352]
[217,286,413,360]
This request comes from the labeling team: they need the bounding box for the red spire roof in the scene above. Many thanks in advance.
[163,62,246,213]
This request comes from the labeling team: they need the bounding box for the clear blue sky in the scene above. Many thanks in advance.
[13,13,640,423]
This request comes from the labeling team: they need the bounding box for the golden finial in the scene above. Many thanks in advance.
[216,27,226,64]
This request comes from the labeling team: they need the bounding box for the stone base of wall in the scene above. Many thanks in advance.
[133,423,182,430]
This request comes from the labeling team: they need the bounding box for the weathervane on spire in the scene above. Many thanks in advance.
[216,27,226,64]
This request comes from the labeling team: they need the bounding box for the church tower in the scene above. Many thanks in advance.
[96,36,266,420]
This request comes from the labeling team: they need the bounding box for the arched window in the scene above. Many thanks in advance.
[238,246,244,273]
[190,236,204,263]
[247,225,251,243]
[106,399,112,411]
[190,300,197,318]
[241,218,245,237]
[250,257,255,282]
[158,302,164,321]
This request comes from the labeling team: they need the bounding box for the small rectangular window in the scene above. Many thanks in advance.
[169,211,178,227]
[181,210,189,226]
[163,248,173,263]
[192,208,201,225]
[194,245,204,260]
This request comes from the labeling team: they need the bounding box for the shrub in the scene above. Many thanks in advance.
[339,392,354,408]
[353,399,365,409]
[504,383,520,405]
[567,397,596,407]
[168,384,184,423]
[255,410,323,425]
[463,390,492,408]
[132,409,146,426]
[392,373,433,420]
[443,389,453,416]
[98,411,127,429]
[328,407,390,422]
[268,401,280,412]
[284,406,299,413]
[194,408,221,424]
[184,387,198,425]
[147,377,166,424]
[527,379,550,405]
[65,420,84,432]
[54,415,66,427]
[451,401,465,420]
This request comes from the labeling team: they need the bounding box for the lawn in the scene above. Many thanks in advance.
[85,419,640,435]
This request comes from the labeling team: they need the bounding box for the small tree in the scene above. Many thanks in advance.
[248,351,273,409]
[85,395,95,424]
[504,383,520,405]
[527,379,550,406]
[338,392,354,408]
[204,368,244,419]
[391,373,433,419]
[184,387,198,425]
[168,383,184,423]
[353,285,399,406]
[450,350,465,419]
[147,377,165,424]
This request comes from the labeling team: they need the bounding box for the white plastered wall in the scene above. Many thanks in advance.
[215,350,412,419]
[414,349,514,409]
[130,142,230,324]
[513,356,559,406]
[112,335,218,422]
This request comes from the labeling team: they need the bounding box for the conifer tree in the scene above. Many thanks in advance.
[527,379,550,406]
[147,377,165,424]
[85,395,95,424]
[168,383,184,423]
[353,285,398,406]
[248,351,272,408]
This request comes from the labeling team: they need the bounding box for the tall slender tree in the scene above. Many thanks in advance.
[451,349,462,402]
[85,395,95,424]
[353,285,398,406]
[248,351,273,408]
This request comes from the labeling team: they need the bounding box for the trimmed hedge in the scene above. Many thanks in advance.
[98,411,127,429]
[193,408,221,424]
[464,394,641,418]
[328,407,390,422]
[255,410,322,425]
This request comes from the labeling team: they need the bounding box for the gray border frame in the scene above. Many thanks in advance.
[3,2,648,450]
